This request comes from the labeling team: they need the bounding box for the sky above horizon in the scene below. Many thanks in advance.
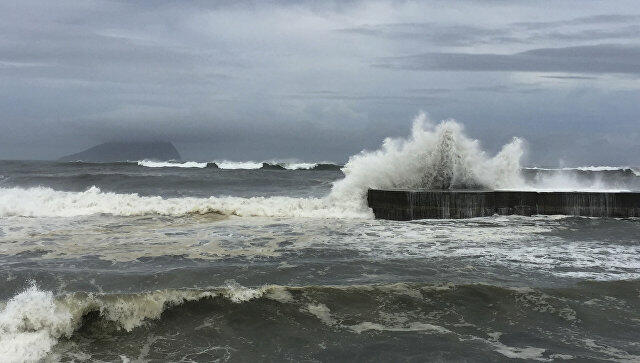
[1,0,639,165]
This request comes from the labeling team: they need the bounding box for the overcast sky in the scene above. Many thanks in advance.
[1,0,639,165]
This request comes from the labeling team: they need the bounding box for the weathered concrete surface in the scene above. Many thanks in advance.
[367,189,640,220]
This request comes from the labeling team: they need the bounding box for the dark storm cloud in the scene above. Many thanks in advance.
[0,24,237,85]
[376,44,640,74]
[1,0,640,164]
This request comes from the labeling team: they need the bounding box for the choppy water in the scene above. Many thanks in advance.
[1,159,639,362]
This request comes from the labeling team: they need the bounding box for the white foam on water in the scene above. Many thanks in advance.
[349,321,452,334]
[526,166,640,176]
[0,283,291,362]
[0,186,369,218]
[0,113,634,219]
[137,160,208,168]
[575,166,636,173]
[524,165,634,171]
[0,285,221,362]
[581,338,640,362]
[305,303,337,326]
[302,299,452,335]
[212,160,332,170]
[0,285,73,363]
[329,112,525,208]
[522,166,638,191]
[281,162,318,170]
[214,160,263,169]
[490,342,549,361]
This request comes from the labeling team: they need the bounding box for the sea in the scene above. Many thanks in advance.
[1,118,639,362]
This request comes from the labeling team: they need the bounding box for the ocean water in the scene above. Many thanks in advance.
[1,118,640,362]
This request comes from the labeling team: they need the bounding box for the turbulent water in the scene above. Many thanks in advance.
[1,116,640,362]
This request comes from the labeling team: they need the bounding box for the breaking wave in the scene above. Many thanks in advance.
[64,160,342,170]
[521,167,639,192]
[329,113,525,207]
[2,280,639,362]
[0,114,525,218]
[5,113,637,218]
[0,283,288,362]
[0,186,368,218]
[527,166,640,175]
[137,160,209,168]
[200,161,340,170]
[137,160,341,170]
[213,160,262,169]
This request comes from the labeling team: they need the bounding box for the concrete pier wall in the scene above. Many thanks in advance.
[367,189,640,220]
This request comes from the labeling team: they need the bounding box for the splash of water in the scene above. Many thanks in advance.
[0,282,295,362]
[330,113,525,207]
[0,113,527,218]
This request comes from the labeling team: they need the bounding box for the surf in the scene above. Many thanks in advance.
[3,280,639,362]
[2,113,638,219]
[329,112,525,208]
[0,186,369,218]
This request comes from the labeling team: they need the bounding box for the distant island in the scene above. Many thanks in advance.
[58,141,181,162]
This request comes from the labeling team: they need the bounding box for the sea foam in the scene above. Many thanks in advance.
[2,113,635,219]
[0,186,369,218]
[329,113,525,208]
[0,283,286,362]
[1,114,524,218]
[136,159,336,170]
[137,160,208,168]
[526,166,640,176]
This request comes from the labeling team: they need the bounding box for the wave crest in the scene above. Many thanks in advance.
[0,283,289,362]
[137,160,208,168]
[6,113,636,219]
[330,113,524,206]
[4,281,637,362]
[135,160,342,170]
[0,186,369,218]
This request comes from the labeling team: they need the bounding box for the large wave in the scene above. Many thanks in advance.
[4,113,637,218]
[0,186,367,218]
[329,113,524,207]
[3,281,639,362]
[0,114,526,218]
[0,283,287,362]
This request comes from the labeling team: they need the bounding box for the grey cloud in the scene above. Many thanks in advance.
[284,91,442,104]
[406,85,543,94]
[338,14,640,46]
[539,75,597,80]
[1,0,640,164]
[338,23,516,46]
[405,88,452,94]
[376,44,640,74]
[462,85,544,94]
[536,25,640,42]
[512,14,640,30]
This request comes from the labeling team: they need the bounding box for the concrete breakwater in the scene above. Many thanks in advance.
[367,189,640,220]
